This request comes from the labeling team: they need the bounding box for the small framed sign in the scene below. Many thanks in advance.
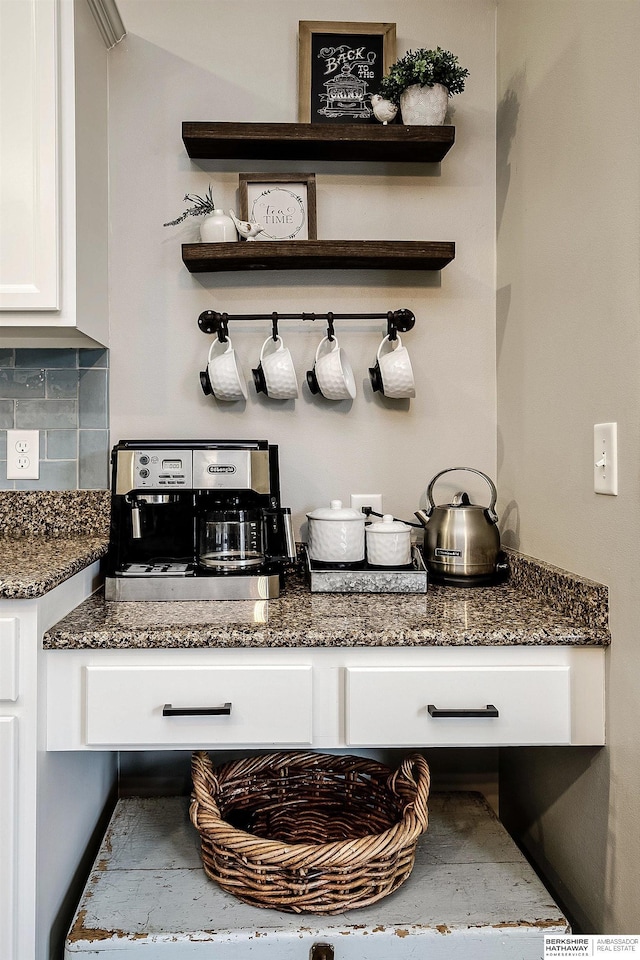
[298,21,396,124]
[239,173,317,241]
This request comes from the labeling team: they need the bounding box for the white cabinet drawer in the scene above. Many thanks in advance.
[85,665,313,747]
[0,619,18,702]
[345,666,571,746]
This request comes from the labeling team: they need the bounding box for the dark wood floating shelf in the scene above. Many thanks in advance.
[182,122,455,163]
[182,240,455,274]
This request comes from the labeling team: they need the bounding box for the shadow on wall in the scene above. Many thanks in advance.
[496,71,523,234]
[499,746,611,933]
[499,497,520,551]
[495,282,512,373]
[495,73,521,374]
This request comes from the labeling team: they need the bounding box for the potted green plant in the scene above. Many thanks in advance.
[376,47,469,125]
[164,185,236,242]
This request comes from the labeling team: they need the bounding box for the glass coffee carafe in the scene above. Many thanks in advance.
[197,497,265,571]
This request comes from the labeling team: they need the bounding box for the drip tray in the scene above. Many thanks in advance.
[118,563,194,577]
[306,546,427,594]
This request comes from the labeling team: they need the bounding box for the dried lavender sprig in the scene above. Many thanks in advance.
[164,185,216,226]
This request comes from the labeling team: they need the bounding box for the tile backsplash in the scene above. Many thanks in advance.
[0,348,109,490]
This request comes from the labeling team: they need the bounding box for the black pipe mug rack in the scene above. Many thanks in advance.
[198,308,416,399]
[197,308,416,343]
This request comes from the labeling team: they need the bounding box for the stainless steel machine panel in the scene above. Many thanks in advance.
[192,448,270,493]
[115,448,193,495]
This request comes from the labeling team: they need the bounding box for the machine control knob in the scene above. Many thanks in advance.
[139,468,150,479]
[139,455,150,465]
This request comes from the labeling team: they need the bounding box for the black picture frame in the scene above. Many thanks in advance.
[298,21,396,124]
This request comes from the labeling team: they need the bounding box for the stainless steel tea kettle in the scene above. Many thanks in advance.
[415,467,507,585]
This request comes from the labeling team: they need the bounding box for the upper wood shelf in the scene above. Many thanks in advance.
[182,122,455,164]
[182,240,455,274]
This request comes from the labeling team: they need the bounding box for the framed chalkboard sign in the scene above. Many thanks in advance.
[298,21,396,124]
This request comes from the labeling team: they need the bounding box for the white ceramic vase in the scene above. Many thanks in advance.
[400,82,449,125]
[199,209,237,242]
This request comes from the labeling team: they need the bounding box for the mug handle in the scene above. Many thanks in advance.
[316,335,339,362]
[261,335,283,361]
[315,336,327,363]
[209,337,233,362]
[377,334,402,362]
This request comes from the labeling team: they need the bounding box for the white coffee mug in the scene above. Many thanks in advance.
[371,335,416,399]
[307,336,356,401]
[253,336,298,400]
[204,337,247,402]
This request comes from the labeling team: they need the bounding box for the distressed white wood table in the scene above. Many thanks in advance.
[65,793,568,959]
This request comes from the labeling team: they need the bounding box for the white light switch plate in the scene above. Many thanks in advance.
[593,422,617,495]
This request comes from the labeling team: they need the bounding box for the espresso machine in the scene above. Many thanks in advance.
[105,440,296,600]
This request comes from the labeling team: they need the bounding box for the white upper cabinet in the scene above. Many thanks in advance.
[0,0,110,347]
[0,0,59,313]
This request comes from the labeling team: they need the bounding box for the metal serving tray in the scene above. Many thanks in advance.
[306,545,428,594]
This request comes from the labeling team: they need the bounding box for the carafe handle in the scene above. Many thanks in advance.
[425,467,498,523]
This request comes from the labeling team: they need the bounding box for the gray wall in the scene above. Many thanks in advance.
[496,0,640,933]
[0,348,109,489]
[110,0,497,539]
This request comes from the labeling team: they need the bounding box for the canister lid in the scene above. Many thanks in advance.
[367,514,410,533]
[306,499,365,521]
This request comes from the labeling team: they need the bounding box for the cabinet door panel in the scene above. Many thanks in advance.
[0,0,58,310]
[84,665,313,747]
[0,619,18,702]
[346,666,571,746]
[0,717,17,960]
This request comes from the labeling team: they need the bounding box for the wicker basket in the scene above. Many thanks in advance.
[190,750,430,914]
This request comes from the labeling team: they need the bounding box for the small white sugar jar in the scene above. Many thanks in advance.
[306,500,365,565]
[365,514,412,567]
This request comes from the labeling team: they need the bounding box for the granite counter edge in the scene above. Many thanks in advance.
[0,541,108,600]
[43,626,610,650]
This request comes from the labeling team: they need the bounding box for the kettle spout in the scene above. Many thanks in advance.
[414,509,431,528]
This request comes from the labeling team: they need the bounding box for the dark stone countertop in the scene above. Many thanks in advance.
[43,557,610,650]
[0,490,110,600]
[0,490,610,648]
[0,535,109,599]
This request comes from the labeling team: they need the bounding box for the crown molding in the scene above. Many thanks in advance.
[86,0,126,49]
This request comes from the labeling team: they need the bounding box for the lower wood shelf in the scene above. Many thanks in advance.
[64,794,569,957]
[181,240,455,273]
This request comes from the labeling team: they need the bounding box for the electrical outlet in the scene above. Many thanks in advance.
[350,494,383,516]
[6,429,40,480]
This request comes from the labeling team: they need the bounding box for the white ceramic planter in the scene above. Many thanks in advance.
[400,82,449,125]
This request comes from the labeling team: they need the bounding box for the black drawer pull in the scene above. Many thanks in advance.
[162,702,232,717]
[427,703,499,718]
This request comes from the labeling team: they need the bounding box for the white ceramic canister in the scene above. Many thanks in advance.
[306,500,365,564]
[365,514,412,567]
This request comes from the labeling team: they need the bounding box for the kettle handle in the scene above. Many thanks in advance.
[425,467,498,523]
